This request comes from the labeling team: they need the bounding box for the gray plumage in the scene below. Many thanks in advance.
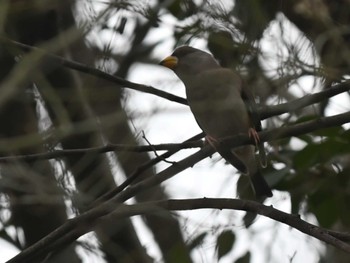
[160,46,272,197]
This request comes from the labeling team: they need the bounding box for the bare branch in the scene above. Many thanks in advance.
[91,133,205,205]
[260,80,350,119]
[0,141,203,162]
[110,111,350,206]
[0,80,348,161]
[6,111,350,262]
[2,36,349,116]
[2,111,350,207]
[0,36,188,105]
[7,197,350,263]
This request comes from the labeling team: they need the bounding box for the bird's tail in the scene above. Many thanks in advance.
[216,145,248,174]
[250,170,273,197]
[257,142,267,168]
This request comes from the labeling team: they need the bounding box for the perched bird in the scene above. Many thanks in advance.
[159,46,272,197]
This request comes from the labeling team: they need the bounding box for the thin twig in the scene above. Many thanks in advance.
[0,141,203,162]
[6,111,350,263]
[111,111,350,205]
[141,130,176,164]
[91,133,205,206]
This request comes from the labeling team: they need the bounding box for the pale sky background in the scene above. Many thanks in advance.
[2,1,350,262]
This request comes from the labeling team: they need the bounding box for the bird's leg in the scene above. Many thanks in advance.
[205,135,219,147]
[205,135,219,149]
[203,135,219,159]
[248,128,260,146]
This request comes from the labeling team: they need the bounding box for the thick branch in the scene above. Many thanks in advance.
[260,81,350,119]
[111,111,350,205]
[1,80,349,161]
[7,197,350,263]
[8,111,350,263]
[0,36,188,105]
[1,36,349,115]
[132,198,350,252]
[3,111,350,207]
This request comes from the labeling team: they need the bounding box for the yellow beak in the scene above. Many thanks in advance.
[159,56,178,69]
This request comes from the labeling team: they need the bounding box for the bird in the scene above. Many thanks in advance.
[159,46,272,197]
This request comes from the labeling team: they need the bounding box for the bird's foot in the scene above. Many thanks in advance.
[205,135,219,149]
[248,128,260,146]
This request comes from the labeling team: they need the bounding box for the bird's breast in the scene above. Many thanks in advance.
[185,71,250,139]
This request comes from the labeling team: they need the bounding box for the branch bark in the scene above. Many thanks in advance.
[0,80,348,161]
[3,35,349,114]
[6,110,350,263]
[0,36,188,106]
[260,81,350,119]
[7,197,350,263]
[0,141,203,162]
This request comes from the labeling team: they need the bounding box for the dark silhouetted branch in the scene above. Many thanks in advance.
[7,197,350,263]
[0,36,188,105]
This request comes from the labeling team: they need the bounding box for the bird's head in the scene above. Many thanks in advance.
[159,46,219,83]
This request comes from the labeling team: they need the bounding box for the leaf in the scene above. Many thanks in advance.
[236,174,255,199]
[293,138,349,171]
[216,230,235,260]
[295,134,313,144]
[293,143,321,171]
[243,212,258,228]
[167,0,196,19]
[308,194,339,228]
[294,115,318,124]
[340,194,350,227]
[167,0,182,17]
[235,251,251,263]
[311,126,344,137]
[274,169,304,192]
[264,167,290,189]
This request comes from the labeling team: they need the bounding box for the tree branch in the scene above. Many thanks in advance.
[91,132,205,205]
[7,197,350,263]
[0,140,203,162]
[0,36,188,105]
[2,36,350,262]
[7,103,348,262]
[2,36,349,115]
[110,111,350,206]
[6,111,350,262]
[0,80,349,162]
[3,111,350,208]
[260,81,350,119]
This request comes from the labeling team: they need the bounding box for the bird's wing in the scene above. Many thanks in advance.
[240,81,267,167]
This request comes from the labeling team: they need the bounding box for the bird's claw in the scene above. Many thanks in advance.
[205,135,219,149]
[248,128,260,146]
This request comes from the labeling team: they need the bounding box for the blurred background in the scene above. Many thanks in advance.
[0,0,350,262]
